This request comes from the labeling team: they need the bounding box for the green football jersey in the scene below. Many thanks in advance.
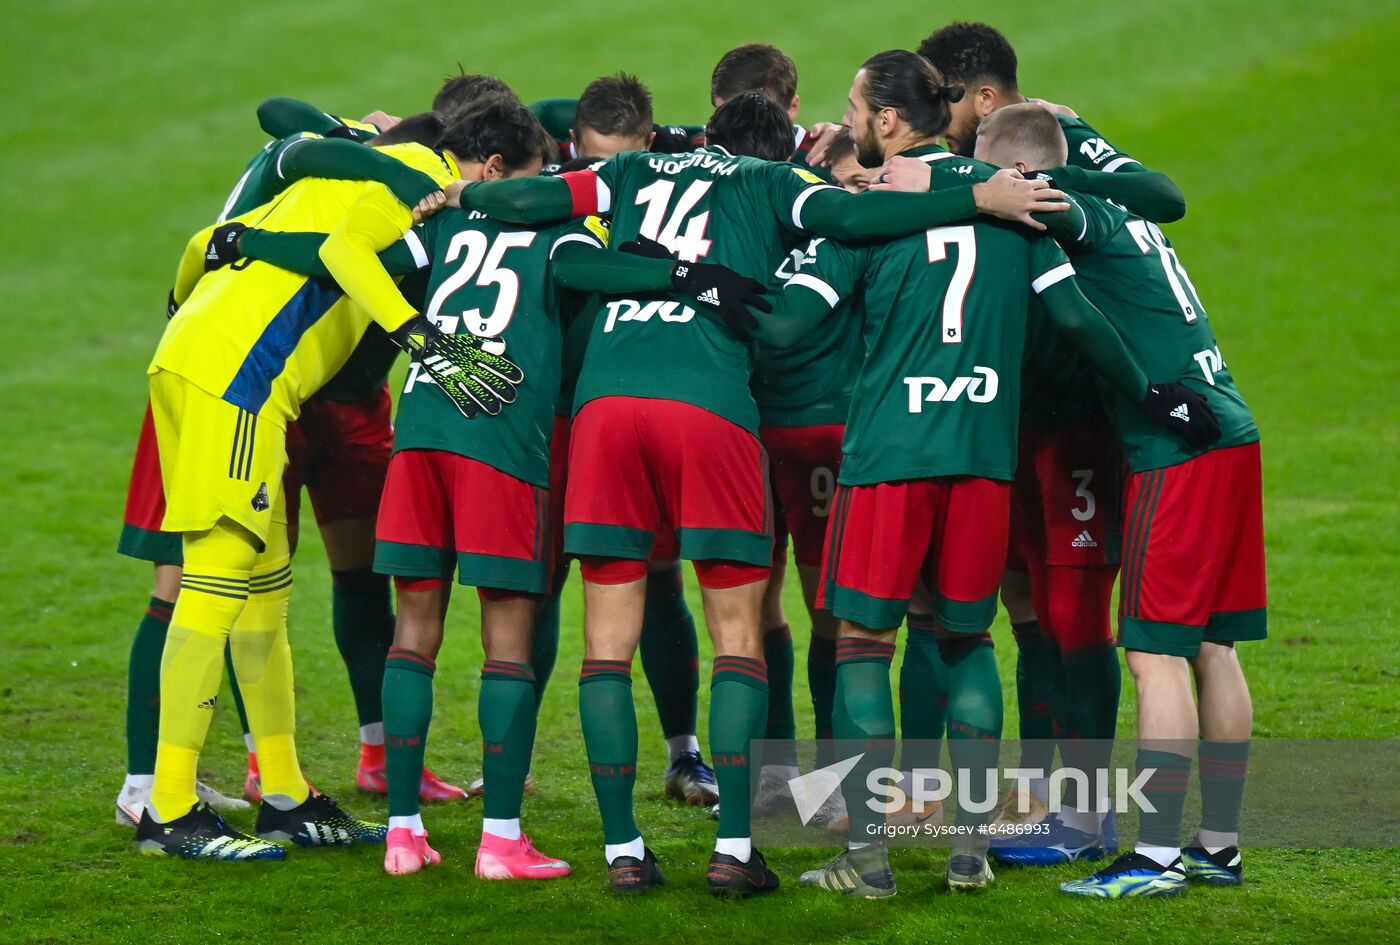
[1016,115,1145,429]
[571,147,836,432]
[1058,114,1144,174]
[1061,194,1258,471]
[218,133,324,222]
[751,236,861,428]
[782,208,1076,485]
[557,299,596,417]
[393,211,603,486]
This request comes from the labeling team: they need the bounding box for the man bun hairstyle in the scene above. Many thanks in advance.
[575,73,654,140]
[859,50,964,138]
[711,43,798,106]
[706,89,795,162]
[975,102,1068,170]
[433,70,518,117]
[440,93,554,171]
[917,22,1019,92]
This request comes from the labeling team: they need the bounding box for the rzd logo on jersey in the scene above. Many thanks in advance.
[602,298,697,333]
[904,367,998,412]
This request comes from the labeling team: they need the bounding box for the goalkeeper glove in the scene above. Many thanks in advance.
[167,289,179,319]
[389,314,524,419]
[204,222,246,271]
[1141,382,1221,448]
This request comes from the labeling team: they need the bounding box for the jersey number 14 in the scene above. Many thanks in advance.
[634,180,713,261]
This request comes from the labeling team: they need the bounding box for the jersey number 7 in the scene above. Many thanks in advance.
[926,226,977,343]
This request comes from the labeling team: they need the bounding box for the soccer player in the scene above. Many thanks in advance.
[133,125,485,860]
[234,96,623,877]
[448,86,1076,897]
[917,21,1185,221]
[529,73,724,808]
[709,43,835,164]
[917,21,1185,844]
[974,103,1262,898]
[529,74,705,167]
[777,51,1215,899]
[115,105,453,828]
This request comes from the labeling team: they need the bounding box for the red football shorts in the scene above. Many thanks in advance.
[283,386,394,528]
[760,424,844,568]
[117,402,182,565]
[1008,423,1124,653]
[1118,441,1267,656]
[818,476,1010,633]
[564,396,773,567]
[374,448,550,595]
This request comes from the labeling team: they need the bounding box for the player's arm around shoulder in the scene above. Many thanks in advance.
[758,237,865,349]
[319,145,458,332]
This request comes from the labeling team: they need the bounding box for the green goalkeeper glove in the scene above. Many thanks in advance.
[389,314,524,419]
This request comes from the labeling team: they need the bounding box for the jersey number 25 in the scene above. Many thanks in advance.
[424,230,537,337]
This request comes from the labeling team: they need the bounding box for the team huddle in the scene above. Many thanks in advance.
[115,22,1264,902]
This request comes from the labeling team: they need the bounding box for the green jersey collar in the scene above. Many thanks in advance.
[897,142,957,163]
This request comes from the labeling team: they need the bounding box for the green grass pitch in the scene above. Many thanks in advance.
[3,0,1398,941]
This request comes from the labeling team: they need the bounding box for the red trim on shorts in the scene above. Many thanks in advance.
[693,560,769,589]
[579,556,647,585]
[394,576,446,593]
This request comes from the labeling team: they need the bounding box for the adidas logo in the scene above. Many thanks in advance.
[1170,403,1190,422]
[1071,530,1098,548]
[197,696,218,710]
[697,288,721,307]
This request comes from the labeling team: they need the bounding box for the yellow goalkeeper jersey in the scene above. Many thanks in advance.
[150,142,457,426]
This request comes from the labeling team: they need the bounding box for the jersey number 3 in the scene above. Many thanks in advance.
[425,230,537,337]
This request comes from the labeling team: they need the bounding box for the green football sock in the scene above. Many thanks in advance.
[1011,619,1060,775]
[762,625,796,766]
[126,597,173,775]
[530,591,562,708]
[382,647,435,818]
[223,642,252,739]
[638,565,699,740]
[711,656,769,840]
[1059,643,1121,810]
[834,638,896,845]
[899,615,948,773]
[1198,740,1250,835]
[331,568,394,729]
[941,633,1002,830]
[807,634,837,735]
[1135,749,1192,847]
[479,660,538,820]
[579,658,640,845]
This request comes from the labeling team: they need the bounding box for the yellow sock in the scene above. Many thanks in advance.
[229,523,308,806]
[149,521,258,821]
